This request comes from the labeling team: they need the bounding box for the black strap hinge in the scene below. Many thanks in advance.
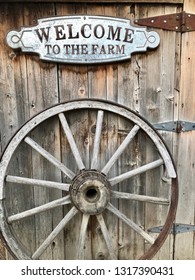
[148,224,195,234]
[153,120,195,133]
[134,11,195,33]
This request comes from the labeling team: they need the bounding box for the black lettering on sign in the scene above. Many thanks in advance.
[94,25,105,39]
[124,28,134,43]
[81,24,92,38]
[67,24,79,39]
[107,26,122,41]
[35,27,50,42]
[55,25,66,40]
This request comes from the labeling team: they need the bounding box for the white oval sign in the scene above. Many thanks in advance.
[6,15,160,64]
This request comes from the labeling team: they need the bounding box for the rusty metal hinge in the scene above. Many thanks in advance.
[153,121,195,133]
[134,11,195,33]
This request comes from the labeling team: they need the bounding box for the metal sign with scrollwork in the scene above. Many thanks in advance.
[6,15,160,64]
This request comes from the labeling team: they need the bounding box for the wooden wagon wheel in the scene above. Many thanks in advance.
[0,99,178,260]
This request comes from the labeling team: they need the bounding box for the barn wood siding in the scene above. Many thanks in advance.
[0,0,194,260]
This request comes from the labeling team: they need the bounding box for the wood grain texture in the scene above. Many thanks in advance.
[173,0,195,260]
[0,1,183,3]
[142,4,181,260]
[0,0,188,260]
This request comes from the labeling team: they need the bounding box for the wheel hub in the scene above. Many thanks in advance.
[70,170,111,215]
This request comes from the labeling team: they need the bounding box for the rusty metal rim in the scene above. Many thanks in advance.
[139,177,178,260]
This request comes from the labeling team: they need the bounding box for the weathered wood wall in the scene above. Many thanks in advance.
[0,1,184,3]
[0,0,194,259]
[173,0,195,260]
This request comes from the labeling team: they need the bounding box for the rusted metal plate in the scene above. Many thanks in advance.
[6,15,160,64]
[135,11,195,32]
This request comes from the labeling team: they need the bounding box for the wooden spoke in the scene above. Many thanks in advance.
[91,110,104,170]
[24,137,75,179]
[32,206,78,260]
[107,203,155,244]
[101,125,140,175]
[77,214,90,260]
[112,191,169,205]
[6,175,70,191]
[96,214,117,260]
[109,159,163,186]
[58,113,85,170]
[7,196,71,223]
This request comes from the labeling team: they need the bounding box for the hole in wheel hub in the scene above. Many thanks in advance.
[84,187,100,203]
[70,170,111,215]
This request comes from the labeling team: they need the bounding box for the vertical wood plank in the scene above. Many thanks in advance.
[55,2,90,260]
[0,3,27,150]
[174,0,195,260]
[0,3,36,259]
[86,3,108,260]
[22,3,63,259]
[86,3,121,261]
[105,5,120,257]
[135,3,181,260]
[116,4,144,259]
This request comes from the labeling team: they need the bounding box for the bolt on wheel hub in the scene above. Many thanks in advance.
[70,170,111,215]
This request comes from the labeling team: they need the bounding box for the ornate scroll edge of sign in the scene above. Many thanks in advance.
[6,15,160,64]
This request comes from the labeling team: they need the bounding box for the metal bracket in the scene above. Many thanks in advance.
[134,11,195,33]
[153,121,195,133]
[148,224,195,234]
